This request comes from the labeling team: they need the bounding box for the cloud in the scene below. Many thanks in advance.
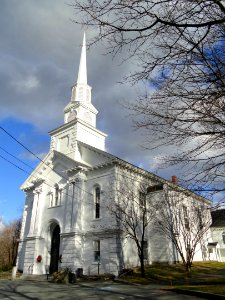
[11,75,39,93]
[0,0,182,185]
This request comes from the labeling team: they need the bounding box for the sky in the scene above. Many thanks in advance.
[0,0,189,224]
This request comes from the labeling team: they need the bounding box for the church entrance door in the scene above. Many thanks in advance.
[50,225,60,274]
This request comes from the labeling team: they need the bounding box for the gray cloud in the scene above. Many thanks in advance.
[0,0,179,183]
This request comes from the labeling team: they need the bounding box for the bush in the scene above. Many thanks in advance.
[52,267,74,284]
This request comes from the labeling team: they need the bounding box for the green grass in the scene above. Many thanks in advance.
[121,262,225,286]
[0,270,12,280]
[123,262,225,297]
[0,268,23,280]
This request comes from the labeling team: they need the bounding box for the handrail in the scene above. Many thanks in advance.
[27,264,34,275]
[88,263,101,275]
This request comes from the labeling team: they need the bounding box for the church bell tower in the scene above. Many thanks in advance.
[49,33,107,159]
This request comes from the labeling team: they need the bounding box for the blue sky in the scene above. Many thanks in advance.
[0,0,157,224]
[1,0,214,224]
[0,118,46,222]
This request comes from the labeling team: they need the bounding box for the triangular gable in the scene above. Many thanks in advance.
[20,150,89,190]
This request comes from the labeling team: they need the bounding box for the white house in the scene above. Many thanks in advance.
[17,33,212,276]
[209,209,225,261]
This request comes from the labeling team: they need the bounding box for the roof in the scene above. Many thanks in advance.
[20,136,211,205]
[78,141,211,204]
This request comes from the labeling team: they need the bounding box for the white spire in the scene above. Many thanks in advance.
[64,32,98,127]
[77,32,87,84]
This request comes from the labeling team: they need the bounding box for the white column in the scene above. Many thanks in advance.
[29,187,41,236]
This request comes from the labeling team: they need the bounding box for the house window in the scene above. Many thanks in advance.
[142,240,148,260]
[95,187,100,218]
[94,240,100,262]
[222,232,225,244]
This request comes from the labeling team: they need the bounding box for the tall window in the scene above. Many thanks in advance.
[55,184,59,206]
[139,192,146,209]
[49,193,53,207]
[222,232,225,244]
[139,191,147,224]
[197,208,203,230]
[94,240,100,262]
[95,187,100,218]
[183,206,190,231]
[55,184,62,206]
[49,185,62,208]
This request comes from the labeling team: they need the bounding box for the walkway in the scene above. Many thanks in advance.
[0,280,207,300]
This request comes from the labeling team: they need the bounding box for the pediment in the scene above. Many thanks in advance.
[20,150,89,191]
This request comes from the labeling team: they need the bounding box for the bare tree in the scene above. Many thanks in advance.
[0,219,21,270]
[148,186,212,274]
[107,167,211,276]
[108,170,156,277]
[72,0,225,192]
[131,31,225,192]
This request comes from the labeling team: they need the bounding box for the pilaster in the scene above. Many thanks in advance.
[28,186,42,237]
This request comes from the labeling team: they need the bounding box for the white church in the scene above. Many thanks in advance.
[17,34,212,276]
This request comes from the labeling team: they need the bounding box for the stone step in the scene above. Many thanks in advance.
[20,274,50,281]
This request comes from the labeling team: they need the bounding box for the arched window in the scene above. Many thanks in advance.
[222,232,225,244]
[95,187,100,219]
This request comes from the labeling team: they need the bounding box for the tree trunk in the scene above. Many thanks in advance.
[139,254,145,278]
[185,263,192,278]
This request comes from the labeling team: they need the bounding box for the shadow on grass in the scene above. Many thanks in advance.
[121,261,225,286]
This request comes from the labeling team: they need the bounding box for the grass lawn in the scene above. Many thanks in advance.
[0,271,12,280]
[121,261,225,291]
[1,262,225,295]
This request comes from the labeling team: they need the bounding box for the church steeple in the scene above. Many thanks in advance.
[77,32,87,85]
[64,33,97,126]
[51,32,107,157]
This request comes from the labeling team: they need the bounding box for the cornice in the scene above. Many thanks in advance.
[49,118,107,137]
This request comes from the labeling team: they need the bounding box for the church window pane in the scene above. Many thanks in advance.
[183,206,190,231]
[56,189,62,206]
[94,240,100,262]
[54,184,61,206]
[139,191,147,224]
[222,232,225,244]
[95,187,100,218]
[139,192,146,208]
[197,208,203,230]
[49,193,53,207]
[55,185,59,206]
